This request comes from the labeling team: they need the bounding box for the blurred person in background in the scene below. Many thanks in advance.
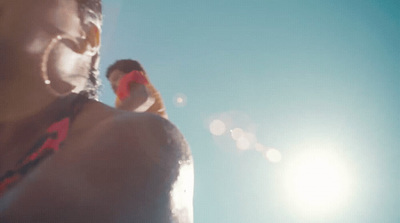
[107,59,168,119]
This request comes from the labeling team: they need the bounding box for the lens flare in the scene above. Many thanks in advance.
[265,149,282,163]
[173,93,187,107]
[254,143,265,152]
[207,112,282,163]
[209,119,226,136]
[230,128,244,140]
[236,136,251,150]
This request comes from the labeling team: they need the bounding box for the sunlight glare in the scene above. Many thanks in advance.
[170,160,194,221]
[284,149,351,215]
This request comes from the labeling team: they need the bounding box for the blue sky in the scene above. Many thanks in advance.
[99,1,400,222]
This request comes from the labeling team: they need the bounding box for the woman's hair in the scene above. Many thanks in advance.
[78,0,102,99]
[84,53,101,99]
[106,59,145,79]
[78,0,102,18]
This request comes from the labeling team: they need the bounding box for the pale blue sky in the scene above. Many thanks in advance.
[99,1,399,222]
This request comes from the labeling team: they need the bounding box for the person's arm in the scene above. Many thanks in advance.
[117,81,168,119]
[0,112,193,222]
[144,83,168,119]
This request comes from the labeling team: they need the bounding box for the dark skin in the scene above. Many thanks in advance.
[0,0,193,222]
[1,101,191,222]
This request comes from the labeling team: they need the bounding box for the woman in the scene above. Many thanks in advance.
[107,59,168,119]
[0,0,193,222]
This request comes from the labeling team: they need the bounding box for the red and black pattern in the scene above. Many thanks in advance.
[0,118,70,196]
[0,93,88,196]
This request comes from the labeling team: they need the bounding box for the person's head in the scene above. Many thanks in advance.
[0,0,102,98]
[106,59,145,93]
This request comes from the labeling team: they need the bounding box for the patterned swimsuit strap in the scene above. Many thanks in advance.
[18,92,90,164]
[0,92,90,196]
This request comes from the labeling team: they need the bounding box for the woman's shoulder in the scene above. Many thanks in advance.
[67,100,193,221]
[0,100,192,222]
[77,99,185,150]
[69,99,190,168]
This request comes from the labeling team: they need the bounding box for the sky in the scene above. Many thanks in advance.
[98,0,400,222]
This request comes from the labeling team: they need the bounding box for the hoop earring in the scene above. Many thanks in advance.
[40,35,67,96]
[41,34,100,98]
[41,35,62,85]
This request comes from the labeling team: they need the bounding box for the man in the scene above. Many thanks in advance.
[107,59,168,119]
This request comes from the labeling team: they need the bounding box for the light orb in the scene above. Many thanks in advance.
[265,149,282,163]
[209,119,226,136]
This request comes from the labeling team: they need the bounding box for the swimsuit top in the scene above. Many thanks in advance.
[0,93,89,196]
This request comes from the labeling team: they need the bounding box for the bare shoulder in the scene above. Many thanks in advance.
[72,99,187,153]
[0,101,193,222]
[83,101,191,166]
[70,101,194,222]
